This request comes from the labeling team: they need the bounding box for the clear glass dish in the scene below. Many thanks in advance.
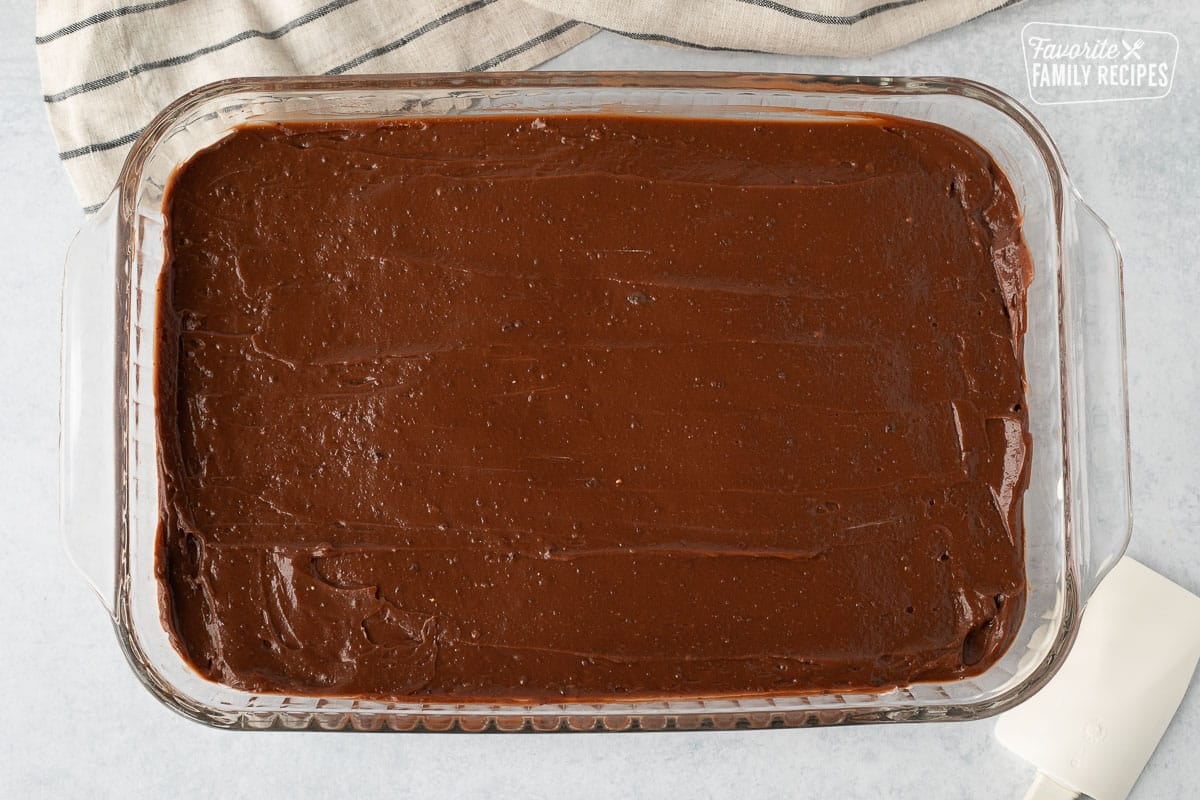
[60,72,1131,731]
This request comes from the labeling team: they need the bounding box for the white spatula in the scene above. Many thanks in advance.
[995,557,1200,800]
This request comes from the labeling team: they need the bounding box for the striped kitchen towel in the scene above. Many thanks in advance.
[37,0,1021,211]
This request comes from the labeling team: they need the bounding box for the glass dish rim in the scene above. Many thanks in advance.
[97,71,1125,731]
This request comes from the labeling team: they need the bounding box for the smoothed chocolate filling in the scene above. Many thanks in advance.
[157,112,1032,701]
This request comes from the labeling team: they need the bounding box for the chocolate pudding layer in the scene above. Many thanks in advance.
[157,113,1032,700]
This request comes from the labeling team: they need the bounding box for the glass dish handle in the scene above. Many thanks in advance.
[1064,191,1132,601]
[60,198,121,618]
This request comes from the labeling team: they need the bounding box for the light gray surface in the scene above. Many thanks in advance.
[3,1,1196,797]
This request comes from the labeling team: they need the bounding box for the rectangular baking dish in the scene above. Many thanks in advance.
[60,72,1131,731]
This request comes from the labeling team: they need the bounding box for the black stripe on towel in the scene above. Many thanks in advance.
[732,0,928,25]
[605,29,759,54]
[469,20,581,71]
[59,129,143,161]
[608,0,1012,53]
[970,0,1024,21]
[44,0,360,103]
[325,0,498,74]
[35,0,188,45]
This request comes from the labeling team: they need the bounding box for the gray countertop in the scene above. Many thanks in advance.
[3,1,1196,797]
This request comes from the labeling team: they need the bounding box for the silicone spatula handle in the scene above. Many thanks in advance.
[1025,772,1079,800]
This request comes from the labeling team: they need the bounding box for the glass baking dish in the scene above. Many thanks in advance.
[60,72,1131,731]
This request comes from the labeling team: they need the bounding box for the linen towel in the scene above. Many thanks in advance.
[36,0,1020,211]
